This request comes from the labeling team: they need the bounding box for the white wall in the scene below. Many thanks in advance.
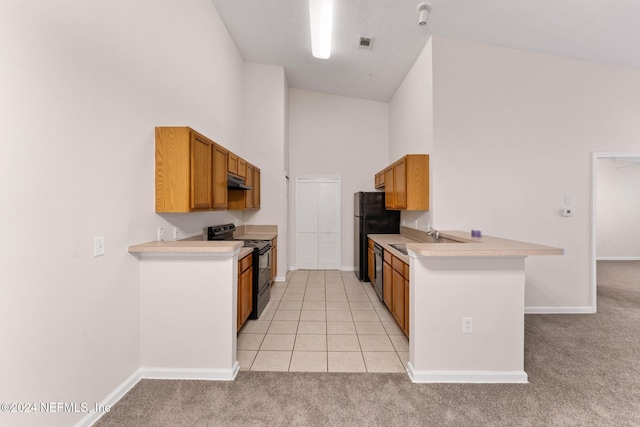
[0,1,244,426]
[596,158,640,259]
[288,89,389,270]
[389,38,434,230]
[242,62,288,279]
[431,37,640,311]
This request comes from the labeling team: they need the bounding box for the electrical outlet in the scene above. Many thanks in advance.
[157,227,164,241]
[173,227,180,240]
[94,236,105,257]
[462,317,473,334]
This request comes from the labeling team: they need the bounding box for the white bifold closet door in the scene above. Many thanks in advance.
[296,177,340,270]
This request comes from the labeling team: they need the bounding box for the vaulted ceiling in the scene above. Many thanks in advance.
[211,0,640,102]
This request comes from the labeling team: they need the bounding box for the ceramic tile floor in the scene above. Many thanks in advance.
[237,270,409,373]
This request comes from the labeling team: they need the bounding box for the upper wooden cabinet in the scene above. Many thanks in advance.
[228,163,260,211]
[377,154,429,211]
[212,144,228,209]
[156,127,226,212]
[155,127,259,213]
[228,152,248,179]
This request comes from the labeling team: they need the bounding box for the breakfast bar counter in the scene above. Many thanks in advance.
[369,230,563,384]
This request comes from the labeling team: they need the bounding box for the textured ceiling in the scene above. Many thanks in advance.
[210,0,640,102]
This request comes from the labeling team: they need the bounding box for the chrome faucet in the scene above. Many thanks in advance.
[426,227,440,239]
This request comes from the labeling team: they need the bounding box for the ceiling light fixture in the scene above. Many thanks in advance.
[309,0,333,59]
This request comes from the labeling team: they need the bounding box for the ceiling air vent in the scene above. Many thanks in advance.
[358,37,372,49]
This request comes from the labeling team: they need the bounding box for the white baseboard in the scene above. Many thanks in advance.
[75,363,240,426]
[140,363,240,381]
[407,363,528,383]
[525,306,595,314]
[75,369,142,427]
[274,276,287,282]
[340,266,355,272]
[596,256,640,261]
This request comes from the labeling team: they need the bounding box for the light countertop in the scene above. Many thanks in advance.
[368,231,563,262]
[128,240,246,255]
[235,233,277,241]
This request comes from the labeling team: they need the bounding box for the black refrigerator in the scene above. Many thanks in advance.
[354,192,400,281]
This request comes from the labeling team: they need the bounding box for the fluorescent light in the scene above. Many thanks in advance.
[309,0,333,59]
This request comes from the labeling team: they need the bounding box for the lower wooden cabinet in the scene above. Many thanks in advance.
[237,253,253,331]
[367,239,375,283]
[382,249,409,337]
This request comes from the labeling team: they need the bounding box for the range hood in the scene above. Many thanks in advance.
[227,174,253,190]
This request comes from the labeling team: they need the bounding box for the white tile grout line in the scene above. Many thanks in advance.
[243,271,407,373]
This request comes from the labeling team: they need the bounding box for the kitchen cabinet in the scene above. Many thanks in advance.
[367,239,375,283]
[374,171,385,189]
[238,252,253,331]
[271,237,277,283]
[376,154,429,210]
[228,152,239,176]
[382,249,409,337]
[155,126,261,213]
[155,127,228,212]
[212,143,228,209]
[227,163,260,210]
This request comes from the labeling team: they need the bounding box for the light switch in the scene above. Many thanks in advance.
[94,236,105,257]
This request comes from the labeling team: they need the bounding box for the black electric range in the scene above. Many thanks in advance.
[207,224,272,319]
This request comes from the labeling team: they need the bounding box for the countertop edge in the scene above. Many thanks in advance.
[368,231,563,261]
[128,240,244,254]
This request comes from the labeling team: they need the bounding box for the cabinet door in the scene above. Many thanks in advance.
[392,268,405,330]
[383,260,393,309]
[190,133,213,210]
[393,159,407,209]
[238,265,253,331]
[212,144,228,209]
[384,167,394,209]
[245,164,255,209]
[228,152,238,175]
[253,168,261,209]
[404,277,409,337]
[367,247,375,283]
[238,158,247,179]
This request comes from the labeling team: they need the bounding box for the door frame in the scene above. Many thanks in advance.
[590,152,640,313]
[295,176,341,270]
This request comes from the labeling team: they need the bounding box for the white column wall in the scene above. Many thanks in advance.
[243,63,289,279]
[0,1,244,426]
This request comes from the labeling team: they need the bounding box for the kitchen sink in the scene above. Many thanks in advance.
[389,237,465,255]
[389,243,409,255]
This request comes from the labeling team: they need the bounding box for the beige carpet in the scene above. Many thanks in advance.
[95,261,640,426]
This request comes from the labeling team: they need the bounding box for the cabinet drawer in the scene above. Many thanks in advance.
[383,250,392,264]
[239,253,252,272]
[392,256,406,277]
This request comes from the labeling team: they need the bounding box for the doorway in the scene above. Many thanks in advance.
[591,152,640,312]
[296,177,341,270]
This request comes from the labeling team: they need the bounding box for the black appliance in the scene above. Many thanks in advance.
[354,192,400,282]
[227,174,253,190]
[207,223,271,319]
